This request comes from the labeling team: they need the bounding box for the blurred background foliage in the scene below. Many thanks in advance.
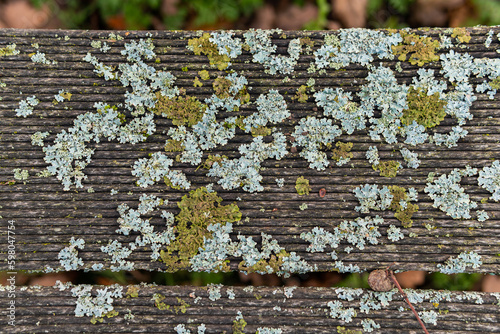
[5,0,498,30]
[0,0,498,291]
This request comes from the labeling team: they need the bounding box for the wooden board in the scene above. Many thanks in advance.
[1,284,499,333]
[0,27,499,275]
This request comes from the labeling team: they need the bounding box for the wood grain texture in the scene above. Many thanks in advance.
[0,285,499,333]
[0,27,499,275]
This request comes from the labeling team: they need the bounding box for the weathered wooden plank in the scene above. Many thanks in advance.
[1,285,499,333]
[1,26,500,279]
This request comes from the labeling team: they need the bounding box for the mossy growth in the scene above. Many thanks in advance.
[232,317,247,334]
[391,31,440,66]
[154,92,206,127]
[388,185,419,227]
[451,27,471,44]
[160,187,241,271]
[295,176,311,195]
[251,126,272,137]
[187,33,231,70]
[292,85,309,103]
[401,87,446,128]
[164,139,184,152]
[213,76,250,107]
[331,142,353,162]
[238,249,290,274]
[373,161,400,178]
[126,286,139,298]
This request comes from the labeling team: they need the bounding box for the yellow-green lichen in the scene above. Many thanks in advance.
[197,154,228,170]
[388,185,419,227]
[91,310,119,324]
[295,176,311,195]
[293,85,309,103]
[401,87,446,128]
[451,27,471,44]
[187,33,231,70]
[331,142,353,162]
[160,187,241,271]
[153,293,168,310]
[154,92,206,127]
[0,44,19,57]
[232,317,247,334]
[391,32,440,66]
[336,326,362,334]
[213,76,250,107]
[238,249,290,274]
[164,139,185,152]
[193,77,203,87]
[250,126,272,137]
[373,161,400,178]
[489,77,500,90]
[198,70,210,80]
[126,286,139,298]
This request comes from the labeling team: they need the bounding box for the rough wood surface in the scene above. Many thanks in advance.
[1,284,499,333]
[0,27,499,275]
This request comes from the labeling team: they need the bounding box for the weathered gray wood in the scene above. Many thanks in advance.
[1,285,499,333]
[1,27,500,275]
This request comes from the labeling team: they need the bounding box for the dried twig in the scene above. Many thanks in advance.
[386,269,430,334]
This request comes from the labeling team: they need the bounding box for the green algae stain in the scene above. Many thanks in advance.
[160,187,241,272]
[401,87,446,128]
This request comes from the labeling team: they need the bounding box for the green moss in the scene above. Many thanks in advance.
[160,187,241,271]
[250,126,272,137]
[154,92,206,127]
[0,44,19,57]
[293,85,309,103]
[388,185,419,227]
[232,318,247,334]
[164,139,185,152]
[373,161,400,177]
[187,33,231,70]
[331,142,353,162]
[391,32,440,66]
[401,87,446,128]
[295,176,311,195]
[451,27,471,44]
